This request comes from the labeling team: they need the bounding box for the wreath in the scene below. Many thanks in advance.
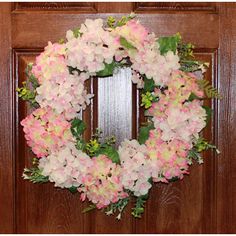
[17,14,220,219]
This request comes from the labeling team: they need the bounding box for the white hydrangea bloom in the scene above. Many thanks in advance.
[39,142,93,188]
[119,139,152,196]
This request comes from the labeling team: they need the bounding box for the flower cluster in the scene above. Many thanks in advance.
[66,19,119,73]
[113,19,150,48]
[149,70,206,143]
[32,42,67,84]
[18,16,217,219]
[146,130,191,182]
[39,144,128,209]
[32,42,92,120]
[79,155,128,209]
[119,139,152,196]
[21,107,73,158]
[131,45,180,86]
[39,142,92,188]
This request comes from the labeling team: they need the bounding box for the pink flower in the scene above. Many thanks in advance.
[21,107,73,158]
[78,155,128,209]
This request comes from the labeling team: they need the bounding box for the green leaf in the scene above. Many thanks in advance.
[82,204,96,213]
[95,146,120,164]
[116,13,136,27]
[188,92,202,102]
[141,91,158,109]
[23,167,49,184]
[107,16,116,28]
[197,79,222,99]
[138,123,154,144]
[72,28,81,38]
[202,105,212,124]
[71,118,86,138]
[75,139,86,151]
[143,76,155,92]
[68,186,78,194]
[96,61,116,77]
[169,176,179,182]
[120,36,136,50]
[157,33,181,55]
[132,194,149,218]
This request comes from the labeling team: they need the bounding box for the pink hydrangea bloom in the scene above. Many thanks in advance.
[119,139,153,196]
[130,43,180,85]
[149,70,207,143]
[113,19,149,47]
[146,130,191,182]
[32,42,67,84]
[21,107,73,158]
[39,142,93,188]
[66,19,119,74]
[78,155,128,209]
[32,41,93,120]
[35,71,93,120]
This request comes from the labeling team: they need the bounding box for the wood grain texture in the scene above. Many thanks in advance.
[14,50,94,233]
[217,4,236,233]
[1,2,236,233]
[12,13,219,49]
[13,2,97,13]
[134,51,217,234]
[0,3,14,233]
[134,2,217,13]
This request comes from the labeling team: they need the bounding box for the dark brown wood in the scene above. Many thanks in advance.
[13,2,97,13]
[134,2,217,13]
[1,2,236,233]
[0,3,14,233]
[217,4,236,233]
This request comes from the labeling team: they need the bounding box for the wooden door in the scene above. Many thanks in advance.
[1,2,236,233]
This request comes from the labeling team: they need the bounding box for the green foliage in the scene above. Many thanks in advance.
[105,197,129,220]
[107,13,136,28]
[132,194,148,218]
[17,82,37,107]
[143,76,156,92]
[180,60,206,72]
[157,33,181,55]
[25,63,39,89]
[17,63,39,108]
[84,129,120,164]
[72,28,81,38]
[202,105,212,124]
[178,42,194,60]
[195,137,219,153]
[82,204,96,213]
[70,118,87,151]
[71,118,86,138]
[23,167,49,184]
[86,138,101,156]
[96,61,117,77]
[178,41,210,73]
[187,137,220,164]
[58,38,65,44]
[138,123,155,144]
[141,91,158,109]
[95,145,120,164]
[197,79,222,99]
[68,186,78,194]
[187,149,203,164]
[188,92,203,102]
[107,16,116,28]
[169,176,179,182]
[120,36,136,50]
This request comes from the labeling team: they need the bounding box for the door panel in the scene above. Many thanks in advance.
[0,2,236,233]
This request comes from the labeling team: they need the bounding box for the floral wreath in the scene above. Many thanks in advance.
[18,14,220,219]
